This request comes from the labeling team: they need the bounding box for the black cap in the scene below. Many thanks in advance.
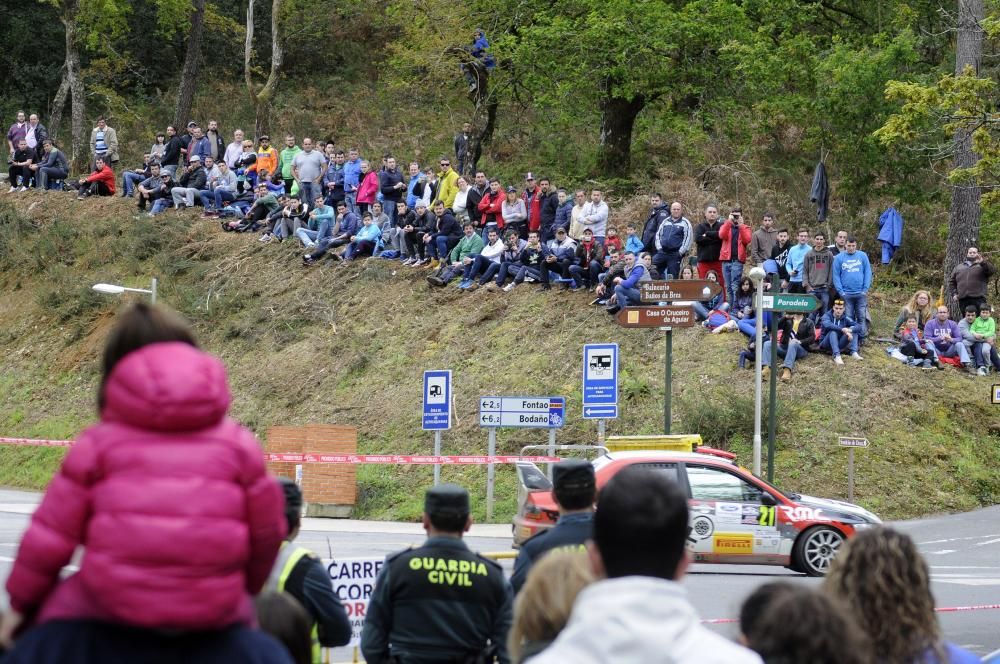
[278,477,302,526]
[425,483,470,517]
[553,459,596,492]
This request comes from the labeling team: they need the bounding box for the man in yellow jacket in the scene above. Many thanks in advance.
[435,157,459,210]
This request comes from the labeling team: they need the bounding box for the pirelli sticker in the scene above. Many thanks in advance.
[712,533,754,555]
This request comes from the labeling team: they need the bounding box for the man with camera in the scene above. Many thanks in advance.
[950,246,995,315]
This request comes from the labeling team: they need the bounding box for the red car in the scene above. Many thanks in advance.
[513,449,881,576]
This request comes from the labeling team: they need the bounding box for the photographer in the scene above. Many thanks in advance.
[950,246,995,315]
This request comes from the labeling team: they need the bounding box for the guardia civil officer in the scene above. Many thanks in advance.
[509,459,595,594]
[360,484,513,664]
[265,478,352,661]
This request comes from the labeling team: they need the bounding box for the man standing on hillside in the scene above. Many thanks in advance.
[25,114,47,165]
[223,129,245,169]
[454,122,472,175]
[581,189,609,245]
[750,212,778,265]
[719,208,752,304]
[522,173,542,236]
[379,156,405,226]
[343,148,362,213]
[829,230,848,255]
[89,117,119,169]
[278,135,301,195]
[803,231,833,318]
[538,178,560,242]
[950,247,995,315]
[786,229,812,294]
[694,205,724,281]
[652,201,693,278]
[6,110,27,158]
[641,193,670,254]
[292,138,326,206]
[832,236,872,344]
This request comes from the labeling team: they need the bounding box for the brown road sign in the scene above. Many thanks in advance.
[640,280,722,303]
[616,306,697,328]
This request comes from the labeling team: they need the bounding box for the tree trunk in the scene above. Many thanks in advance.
[61,0,87,172]
[444,48,499,176]
[245,0,284,138]
[173,0,208,130]
[597,83,645,178]
[49,73,70,141]
[944,0,984,314]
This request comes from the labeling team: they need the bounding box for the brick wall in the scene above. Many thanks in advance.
[265,424,357,511]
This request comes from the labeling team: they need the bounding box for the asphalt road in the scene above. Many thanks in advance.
[0,490,997,659]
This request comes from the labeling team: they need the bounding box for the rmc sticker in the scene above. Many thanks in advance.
[325,557,384,645]
[779,506,829,523]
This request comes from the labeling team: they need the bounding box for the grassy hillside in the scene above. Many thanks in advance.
[0,194,998,523]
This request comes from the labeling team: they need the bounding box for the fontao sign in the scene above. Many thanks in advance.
[326,557,384,645]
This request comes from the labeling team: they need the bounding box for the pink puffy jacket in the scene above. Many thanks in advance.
[5,342,286,630]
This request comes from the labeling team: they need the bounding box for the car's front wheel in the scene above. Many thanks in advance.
[792,526,845,576]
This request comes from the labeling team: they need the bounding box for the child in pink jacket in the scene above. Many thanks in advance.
[1,304,286,644]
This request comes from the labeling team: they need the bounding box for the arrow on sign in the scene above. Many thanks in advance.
[585,407,617,416]
[640,280,722,303]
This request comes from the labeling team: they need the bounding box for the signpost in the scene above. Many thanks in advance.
[479,396,566,519]
[422,370,452,486]
[761,293,819,313]
[583,344,619,444]
[640,279,722,303]
[838,436,869,502]
[992,385,1000,405]
[616,306,696,328]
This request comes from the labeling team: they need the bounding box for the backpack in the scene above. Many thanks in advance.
[706,309,731,330]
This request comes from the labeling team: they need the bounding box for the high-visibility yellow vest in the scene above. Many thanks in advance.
[271,542,323,664]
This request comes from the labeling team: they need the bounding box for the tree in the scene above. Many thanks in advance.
[244,0,285,137]
[944,0,985,310]
[174,0,208,130]
[45,0,87,170]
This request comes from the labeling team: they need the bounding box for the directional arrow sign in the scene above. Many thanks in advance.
[640,280,722,303]
[761,293,820,313]
[838,436,869,448]
[584,405,619,418]
[616,305,696,328]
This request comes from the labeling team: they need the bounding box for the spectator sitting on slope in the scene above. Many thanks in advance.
[427,221,484,287]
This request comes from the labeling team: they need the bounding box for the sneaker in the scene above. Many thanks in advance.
[17,186,27,192]
[468,282,480,291]
[428,259,440,269]
[525,276,536,283]
[416,258,430,267]
[427,275,445,287]
[596,299,609,306]
[258,233,273,243]
[502,283,516,292]
[977,367,988,377]
[922,360,934,370]
[401,257,415,266]
[761,366,770,381]
[484,282,498,292]
[606,305,621,315]
[851,352,864,360]
[302,255,315,265]
[833,355,844,366]
[457,279,472,289]
[780,368,792,382]
[7,186,16,193]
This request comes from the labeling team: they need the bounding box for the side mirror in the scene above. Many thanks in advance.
[760,492,777,507]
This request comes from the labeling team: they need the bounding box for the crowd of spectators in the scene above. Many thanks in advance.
[5,112,998,380]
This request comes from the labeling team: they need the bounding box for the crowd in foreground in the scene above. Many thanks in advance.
[0,302,988,663]
[5,113,998,379]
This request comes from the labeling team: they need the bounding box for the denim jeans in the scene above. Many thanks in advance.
[569,260,602,288]
[973,342,1000,369]
[842,293,868,340]
[723,261,744,304]
[38,166,68,190]
[433,235,453,260]
[150,198,171,215]
[761,341,807,369]
[652,251,681,278]
[820,330,858,357]
[299,181,319,205]
[809,287,830,321]
[940,342,970,364]
[481,223,499,243]
[296,228,319,247]
[614,285,642,306]
[345,191,357,214]
[463,255,500,283]
[213,189,237,209]
[123,171,145,197]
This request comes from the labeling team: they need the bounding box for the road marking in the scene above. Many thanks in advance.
[932,566,1000,570]
[974,538,1000,547]
[925,549,958,555]
[920,534,1000,545]
[935,579,1000,586]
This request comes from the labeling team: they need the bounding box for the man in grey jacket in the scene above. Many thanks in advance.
[531,468,762,664]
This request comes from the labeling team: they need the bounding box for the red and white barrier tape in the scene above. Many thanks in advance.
[0,438,559,464]
[702,603,1000,625]
[266,453,560,464]
[0,437,73,448]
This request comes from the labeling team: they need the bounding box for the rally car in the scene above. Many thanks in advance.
[513,449,881,576]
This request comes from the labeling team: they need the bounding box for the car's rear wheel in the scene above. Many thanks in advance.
[792,526,844,576]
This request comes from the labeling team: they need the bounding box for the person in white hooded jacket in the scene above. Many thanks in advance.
[529,467,762,664]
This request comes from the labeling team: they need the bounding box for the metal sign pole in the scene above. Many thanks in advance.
[664,328,673,434]
[597,419,606,445]
[487,427,497,521]
[767,280,779,483]
[547,428,557,480]
[848,447,855,502]
[433,430,442,486]
[752,277,764,476]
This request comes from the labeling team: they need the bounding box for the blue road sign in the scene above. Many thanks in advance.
[422,370,452,430]
[479,396,566,428]
[583,343,618,419]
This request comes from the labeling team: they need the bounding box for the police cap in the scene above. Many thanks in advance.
[553,459,595,492]
[425,483,470,517]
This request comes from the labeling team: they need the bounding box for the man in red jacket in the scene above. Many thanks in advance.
[522,172,542,234]
[477,177,505,241]
[75,156,116,199]
[719,207,752,304]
